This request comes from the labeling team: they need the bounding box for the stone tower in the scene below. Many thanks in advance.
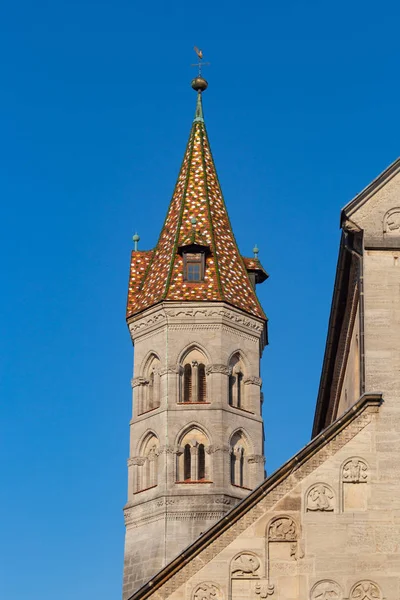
[122,76,268,599]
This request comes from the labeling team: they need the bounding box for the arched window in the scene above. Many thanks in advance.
[183,364,192,403]
[237,372,243,409]
[230,431,250,489]
[228,354,246,410]
[198,364,206,402]
[180,351,208,403]
[198,444,205,480]
[137,354,160,415]
[184,444,191,481]
[148,371,154,409]
[134,433,159,493]
[176,428,211,483]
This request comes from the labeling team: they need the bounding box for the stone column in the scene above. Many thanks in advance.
[192,361,199,402]
[191,445,198,481]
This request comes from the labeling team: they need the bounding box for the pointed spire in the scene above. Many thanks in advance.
[126,79,267,321]
[193,92,204,123]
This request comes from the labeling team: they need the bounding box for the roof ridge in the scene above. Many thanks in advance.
[199,123,225,300]
[162,123,197,299]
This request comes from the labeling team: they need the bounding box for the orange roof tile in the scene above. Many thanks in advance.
[126,91,266,321]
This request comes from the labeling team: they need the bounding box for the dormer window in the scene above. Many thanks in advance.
[184,252,204,282]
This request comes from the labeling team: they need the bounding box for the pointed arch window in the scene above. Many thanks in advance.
[134,434,159,494]
[137,354,161,415]
[176,429,211,483]
[198,364,206,402]
[228,354,247,411]
[183,364,192,403]
[180,357,207,403]
[198,444,205,480]
[184,444,191,481]
[230,431,250,489]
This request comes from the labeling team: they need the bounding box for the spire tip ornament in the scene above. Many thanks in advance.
[191,46,209,92]
[133,232,140,251]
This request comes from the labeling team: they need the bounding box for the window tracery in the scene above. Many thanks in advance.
[179,349,208,403]
[136,354,161,415]
[134,433,159,493]
[177,428,211,482]
[228,354,245,409]
[230,431,250,488]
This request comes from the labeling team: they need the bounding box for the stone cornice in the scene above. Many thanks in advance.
[127,392,382,600]
[127,302,265,343]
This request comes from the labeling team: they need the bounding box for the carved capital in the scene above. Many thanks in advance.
[159,444,181,455]
[207,444,231,455]
[128,456,146,466]
[247,454,266,464]
[131,376,147,388]
[205,364,231,376]
[160,366,180,376]
[243,376,262,386]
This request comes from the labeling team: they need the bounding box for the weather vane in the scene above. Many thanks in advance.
[191,46,210,77]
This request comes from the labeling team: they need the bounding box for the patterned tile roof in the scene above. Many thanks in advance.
[126,92,267,321]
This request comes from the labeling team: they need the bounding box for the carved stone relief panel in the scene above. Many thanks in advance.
[205,364,231,376]
[231,552,261,577]
[266,516,302,594]
[342,458,368,483]
[230,553,262,600]
[306,484,335,512]
[255,581,275,598]
[383,207,400,235]
[192,582,222,600]
[349,581,383,599]
[341,458,369,512]
[310,580,343,599]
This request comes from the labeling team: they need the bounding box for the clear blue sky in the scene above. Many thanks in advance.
[1,0,399,598]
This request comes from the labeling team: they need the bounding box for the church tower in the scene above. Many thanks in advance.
[123,75,268,599]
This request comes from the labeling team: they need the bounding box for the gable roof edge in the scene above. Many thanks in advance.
[129,392,382,600]
[342,157,400,220]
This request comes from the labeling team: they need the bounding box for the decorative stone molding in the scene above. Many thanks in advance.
[205,364,232,376]
[268,517,297,541]
[192,582,222,600]
[310,580,343,600]
[231,552,260,577]
[165,306,264,333]
[128,456,146,466]
[159,444,180,455]
[255,581,275,598]
[306,484,335,512]
[243,376,262,386]
[383,207,400,234]
[131,376,147,388]
[207,444,231,455]
[129,312,166,333]
[247,454,266,464]
[159,366,180,376]
[342,458,368,483]
[349,580,382,599]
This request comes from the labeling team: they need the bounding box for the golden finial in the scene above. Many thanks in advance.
[191,46,209,92]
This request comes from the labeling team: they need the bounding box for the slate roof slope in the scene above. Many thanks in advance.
[126,91,266,320]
